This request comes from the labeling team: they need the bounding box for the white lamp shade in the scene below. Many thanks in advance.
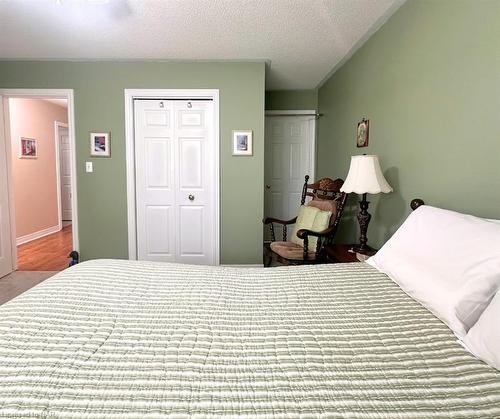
[340,155,393,194]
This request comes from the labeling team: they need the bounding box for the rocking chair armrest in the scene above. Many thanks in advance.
[263,216,297,226]
[296,225,335,239]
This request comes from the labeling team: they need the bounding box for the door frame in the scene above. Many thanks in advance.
[265,110,318,117]
[0,89,79,271]
[55,121,69,227]
[124,89,220,264]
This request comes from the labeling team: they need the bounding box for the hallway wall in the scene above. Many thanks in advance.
[8,98,68,241]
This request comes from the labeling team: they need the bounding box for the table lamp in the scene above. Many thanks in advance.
[340,155,393,253]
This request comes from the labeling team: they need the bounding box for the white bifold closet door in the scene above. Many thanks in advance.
[134,99,215,265]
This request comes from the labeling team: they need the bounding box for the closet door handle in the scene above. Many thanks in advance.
[188,194,195,201]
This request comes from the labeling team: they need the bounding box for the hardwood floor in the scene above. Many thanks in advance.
[17,225,72,271]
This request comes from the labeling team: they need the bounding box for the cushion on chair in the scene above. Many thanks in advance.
[307,199,338,226]
[291,205,332,249]
[270,241,317,261]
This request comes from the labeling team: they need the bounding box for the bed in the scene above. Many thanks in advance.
[1,259,499,418]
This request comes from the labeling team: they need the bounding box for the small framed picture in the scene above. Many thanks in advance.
[356,118,369,148]
[20,137,37,158]
[232,130,253,156]
[90,132,110,157]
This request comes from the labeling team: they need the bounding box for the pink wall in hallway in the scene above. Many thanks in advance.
[8,98,68,239]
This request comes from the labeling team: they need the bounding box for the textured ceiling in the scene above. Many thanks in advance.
[0,0,405,89]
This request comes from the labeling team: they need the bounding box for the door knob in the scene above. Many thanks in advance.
[188,194,195,201]
[265,185,271,189]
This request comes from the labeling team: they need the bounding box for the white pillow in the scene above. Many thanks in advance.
[455,275,500,330]
[367,205,500,338]
[462,290,500,370]
[453,214,500,330]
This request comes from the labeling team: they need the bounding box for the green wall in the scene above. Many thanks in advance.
[0,61,265,264]
[265,90,317,110]
[317,0,500,248]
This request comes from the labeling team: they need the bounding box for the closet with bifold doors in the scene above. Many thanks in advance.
[133,98,216,265]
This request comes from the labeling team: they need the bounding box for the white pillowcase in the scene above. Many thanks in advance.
[367,205,500,338]
[455,275,500,330]
[462,290,500,370]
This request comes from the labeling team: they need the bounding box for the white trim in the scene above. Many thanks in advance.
[265,110,317,116]
[67,91,79,251]
[1,97,17,270]
[0,89,79,271]
[54,121,68,232]
[16,224,61,246]
[124,92,135,259]
[310,117,317,182]
[0,97,15,274]
[124,89,220,265]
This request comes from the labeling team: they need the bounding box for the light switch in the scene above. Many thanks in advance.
[85,161,93,173]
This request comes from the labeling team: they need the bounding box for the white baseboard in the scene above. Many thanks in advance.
[16,224,62,246]
[221,264,264,268]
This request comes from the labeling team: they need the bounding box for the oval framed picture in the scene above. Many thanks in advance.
[356,119,369,148]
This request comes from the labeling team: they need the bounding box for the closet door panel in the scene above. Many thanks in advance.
[179,206,204,256]
[174,100,214,265]
[134,100,176,262]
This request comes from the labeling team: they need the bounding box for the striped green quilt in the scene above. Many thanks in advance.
[0,260,499,418]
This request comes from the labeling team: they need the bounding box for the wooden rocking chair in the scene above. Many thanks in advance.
[263,175,347,267]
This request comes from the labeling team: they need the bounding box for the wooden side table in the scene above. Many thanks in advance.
[325,244,377,263]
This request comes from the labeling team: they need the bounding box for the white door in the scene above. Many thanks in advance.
[134,99,216,265]
[0,97,13,277]
[264,115,315,240]
[58,126,72,221]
